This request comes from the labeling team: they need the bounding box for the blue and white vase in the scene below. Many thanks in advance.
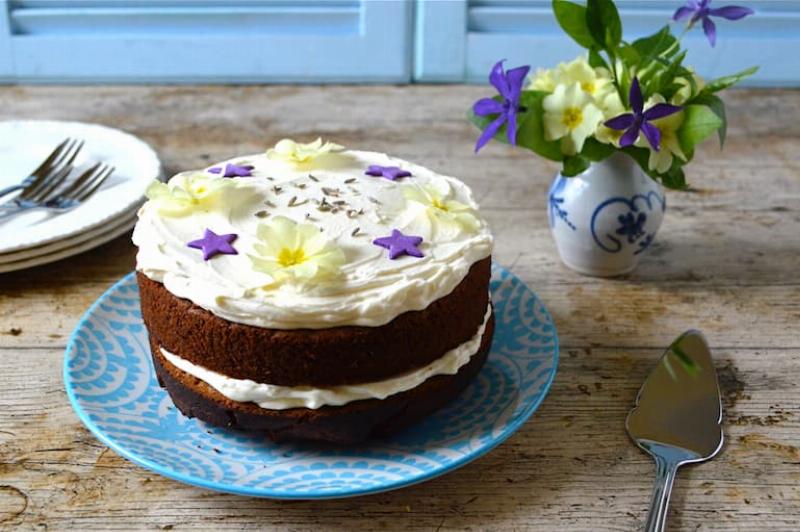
[547,152,666,277]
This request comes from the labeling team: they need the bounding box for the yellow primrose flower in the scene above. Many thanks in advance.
[672,72,706,105]
[543,83,604,155]
[595,90,626,146]
[266,138,344,166]
[634,94,687,174]
[401,182,480,241]
[528,67,557,92]
[145,172,234,216]
[555,57,613,100]
[249,216,345,286]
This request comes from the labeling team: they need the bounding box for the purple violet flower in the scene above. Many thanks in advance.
[603,78,683,152]
[673,0,754,47]
[472,60,531,153]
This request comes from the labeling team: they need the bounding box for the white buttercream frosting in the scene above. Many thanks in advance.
[160,303,492,410]
[134,149,493,329]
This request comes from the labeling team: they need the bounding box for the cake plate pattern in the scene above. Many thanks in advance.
[64,263,558,499]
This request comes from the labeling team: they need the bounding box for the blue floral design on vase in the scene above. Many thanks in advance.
[548,152,666,277]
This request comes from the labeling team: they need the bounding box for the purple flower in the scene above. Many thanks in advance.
[604,78,683,152]
[472,60,530,153]
[673,0,753,47]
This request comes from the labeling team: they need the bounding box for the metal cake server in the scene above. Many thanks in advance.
[626,330,723,532]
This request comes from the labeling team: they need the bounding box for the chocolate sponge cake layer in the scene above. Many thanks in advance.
[150,311,494,444]
[138,256,491,387]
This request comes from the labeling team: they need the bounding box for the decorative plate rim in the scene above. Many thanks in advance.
[64,267,559,499]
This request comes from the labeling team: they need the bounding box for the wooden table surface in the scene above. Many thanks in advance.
[0,86,798,531]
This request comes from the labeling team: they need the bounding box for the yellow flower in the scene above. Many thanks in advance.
[249,216,345,286]
[555,57,614,100]
[528,67,556,92]
[672,72,706,105]
[634,94,687,174]
[595,90,626,146]
[543,83,604,155]
[145,172,234,216]
[266,138,344,166]
[401,182,480,241]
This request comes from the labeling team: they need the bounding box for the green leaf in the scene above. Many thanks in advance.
[660,165,688,190]
[562,155,591,177]
[553,0,596,49]
[617,43,640,67]
[586,0,622,51]
[677,104,723,157]
[702,66,758,94]
[646,50,687,97]
[468,91,564,162]
[631,26,677,66]
[692,93,727,147]
[581,137,615,161]
[588,47,609,69]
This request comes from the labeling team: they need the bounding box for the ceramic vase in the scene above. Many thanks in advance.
[547,152,666,277]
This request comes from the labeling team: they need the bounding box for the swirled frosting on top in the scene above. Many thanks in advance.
[133,148,493,329]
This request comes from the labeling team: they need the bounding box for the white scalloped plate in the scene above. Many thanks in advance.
[0,210,137,273]
[0,120,160,254]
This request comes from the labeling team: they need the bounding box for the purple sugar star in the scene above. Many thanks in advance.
[365,165,412,181]
[187,228,238,260]
[373,229,424,260]
[208,163,254,178]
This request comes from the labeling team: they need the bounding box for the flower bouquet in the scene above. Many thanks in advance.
[469,0,757,276]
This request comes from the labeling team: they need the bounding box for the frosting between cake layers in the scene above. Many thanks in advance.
[134,149,493,329]
[160,303,492,410]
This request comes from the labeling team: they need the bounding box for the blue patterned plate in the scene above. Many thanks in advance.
[64,264,558,499]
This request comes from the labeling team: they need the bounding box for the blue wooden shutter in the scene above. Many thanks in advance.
[0,0,412,83]
[415,0,800,86]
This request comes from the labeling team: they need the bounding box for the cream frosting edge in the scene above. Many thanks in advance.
[160,302,492,410]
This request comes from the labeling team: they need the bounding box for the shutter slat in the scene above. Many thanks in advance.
[11,6,360,36]
[0,0,412,83]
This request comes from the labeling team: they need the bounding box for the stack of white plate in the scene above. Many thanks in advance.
[0,120,162,273]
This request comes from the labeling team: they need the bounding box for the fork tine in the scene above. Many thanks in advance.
[28,138,71,179]
[17,138,75,198]
[21,139,84,200]
[48,138,82,172]
[76,165,113,202]
[21,139,80,199]
[26,164,73,202]
[53,162,102,200]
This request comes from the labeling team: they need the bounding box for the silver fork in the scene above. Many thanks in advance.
[0,163,114,222]
[0,138,84,202]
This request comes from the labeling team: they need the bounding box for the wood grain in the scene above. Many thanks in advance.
[0,86,798,530]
